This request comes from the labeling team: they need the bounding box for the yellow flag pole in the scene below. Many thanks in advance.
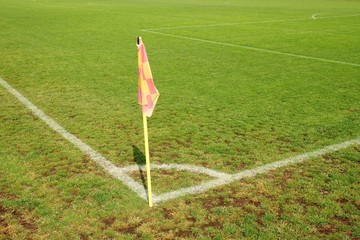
[142,113,153,207]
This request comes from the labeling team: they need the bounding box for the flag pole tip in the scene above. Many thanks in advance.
[136,36,141,46]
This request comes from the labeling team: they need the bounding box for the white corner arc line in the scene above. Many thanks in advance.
[0,77,149,201]
[141,30,360,67]
[311,12,329,19]
[120,164,231,179]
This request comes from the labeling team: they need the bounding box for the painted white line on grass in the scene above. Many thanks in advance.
[121,164,231,179]
[0,77,149,201]
[1,77,359,204]
[143,18,305,31]
[311,12,329,19]
[153,138,360,203]
[232,138,360,179]
[317,14,360,20]
[143,13,360,31]
[142,30,360,67]
[312,13,360,20]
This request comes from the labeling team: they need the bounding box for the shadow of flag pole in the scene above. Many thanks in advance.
[137,36,160,207]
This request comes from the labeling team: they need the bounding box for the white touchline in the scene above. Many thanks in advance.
[1,77,359,205]
[141,30,360,67]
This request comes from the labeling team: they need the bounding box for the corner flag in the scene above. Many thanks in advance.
[137,36,159,207]
[137,36,159,117]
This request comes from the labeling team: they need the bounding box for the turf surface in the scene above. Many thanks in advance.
[0,0,359,238]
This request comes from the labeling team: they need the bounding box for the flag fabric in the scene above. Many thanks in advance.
[137,37,159,117]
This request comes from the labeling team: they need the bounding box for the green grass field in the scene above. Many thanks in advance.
[1,0,359,239]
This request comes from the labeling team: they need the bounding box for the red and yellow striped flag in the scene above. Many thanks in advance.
[137,37,159,117]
